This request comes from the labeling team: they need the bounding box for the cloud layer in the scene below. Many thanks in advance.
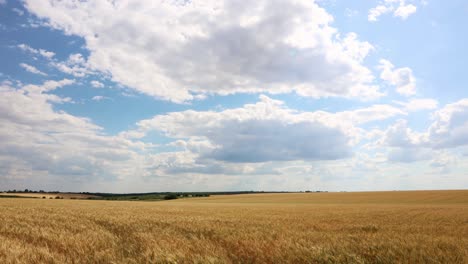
[2,1,467,192]
[0,78,466,191]
[24,0,380,103]
[0,80,147,189]
[126,95,406,165]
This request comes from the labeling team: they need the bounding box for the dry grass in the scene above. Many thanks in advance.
[0,190,467,263]
[183,190,468,204]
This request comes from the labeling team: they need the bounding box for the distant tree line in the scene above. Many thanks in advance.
[83,191,273,198]
[3,189,60,193]
[1,190,329,200]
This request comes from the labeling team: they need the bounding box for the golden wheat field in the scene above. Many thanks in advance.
[0,190,467,264]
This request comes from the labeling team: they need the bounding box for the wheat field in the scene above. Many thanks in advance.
[0,190,467,263]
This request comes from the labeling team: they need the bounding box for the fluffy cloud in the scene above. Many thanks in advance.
[1,79,465,190]
[394,3,417,19]
[379,59,416,96]
[0,79,148,189]
[368,5,393,22]
[429,99,468,148]
[24,0,380,103]
[127,95,404,163]
[19,63,47,76]
[17,43,55,59]
[381,119,428,148]
[368,0,418,22]
[377,99,468,163]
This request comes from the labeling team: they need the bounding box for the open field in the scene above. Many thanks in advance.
[0,190,467,263]
[183,190,468,204]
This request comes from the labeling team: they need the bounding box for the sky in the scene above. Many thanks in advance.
[1,0,468,193]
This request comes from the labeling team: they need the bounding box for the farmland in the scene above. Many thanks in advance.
[0,190,467,263]
[0,192,98,200]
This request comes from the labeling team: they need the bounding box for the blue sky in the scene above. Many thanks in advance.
[1,0,467,192]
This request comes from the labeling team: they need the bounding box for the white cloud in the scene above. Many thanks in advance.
[24,79,75,94]
[429,99,468,148]
[337,104,406,125]
[91,95,107,101]
[1,79,466,191]
[19,63,47,76]
[381,119,428,148]
[0,0,6,6]
[368,5,393,22]
[52,53,93,77]
[379,59,416,96]
[383,99,468,149]
[136,97,353,162]
[24,0,381,103]
[17,44,55,59]
[394,3,417,19]
[368,119,430,163]
[396,98,438,111]
[0,80,336,190]
[126,95,404,163]
[90,80,104,88]
[376,99,468,163]
[368,0,418,22]
[0,79,150,190]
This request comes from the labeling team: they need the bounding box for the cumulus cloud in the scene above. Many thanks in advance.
[394,3,417,19]
[0,79,148,189]
[24,0,380,103]
[429,99,468,148]
[368,0,418,22]
[368,5,393,22]
[136,96,353,162]
[0,81,314,189]
[381,119,428,148]
[126,95,404,163]
[17,43,55,59]
[2,79,464,190]
[379,59,416,96]
[370,119,430,163]
[377,99,468,163]
[19,63,47,76]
